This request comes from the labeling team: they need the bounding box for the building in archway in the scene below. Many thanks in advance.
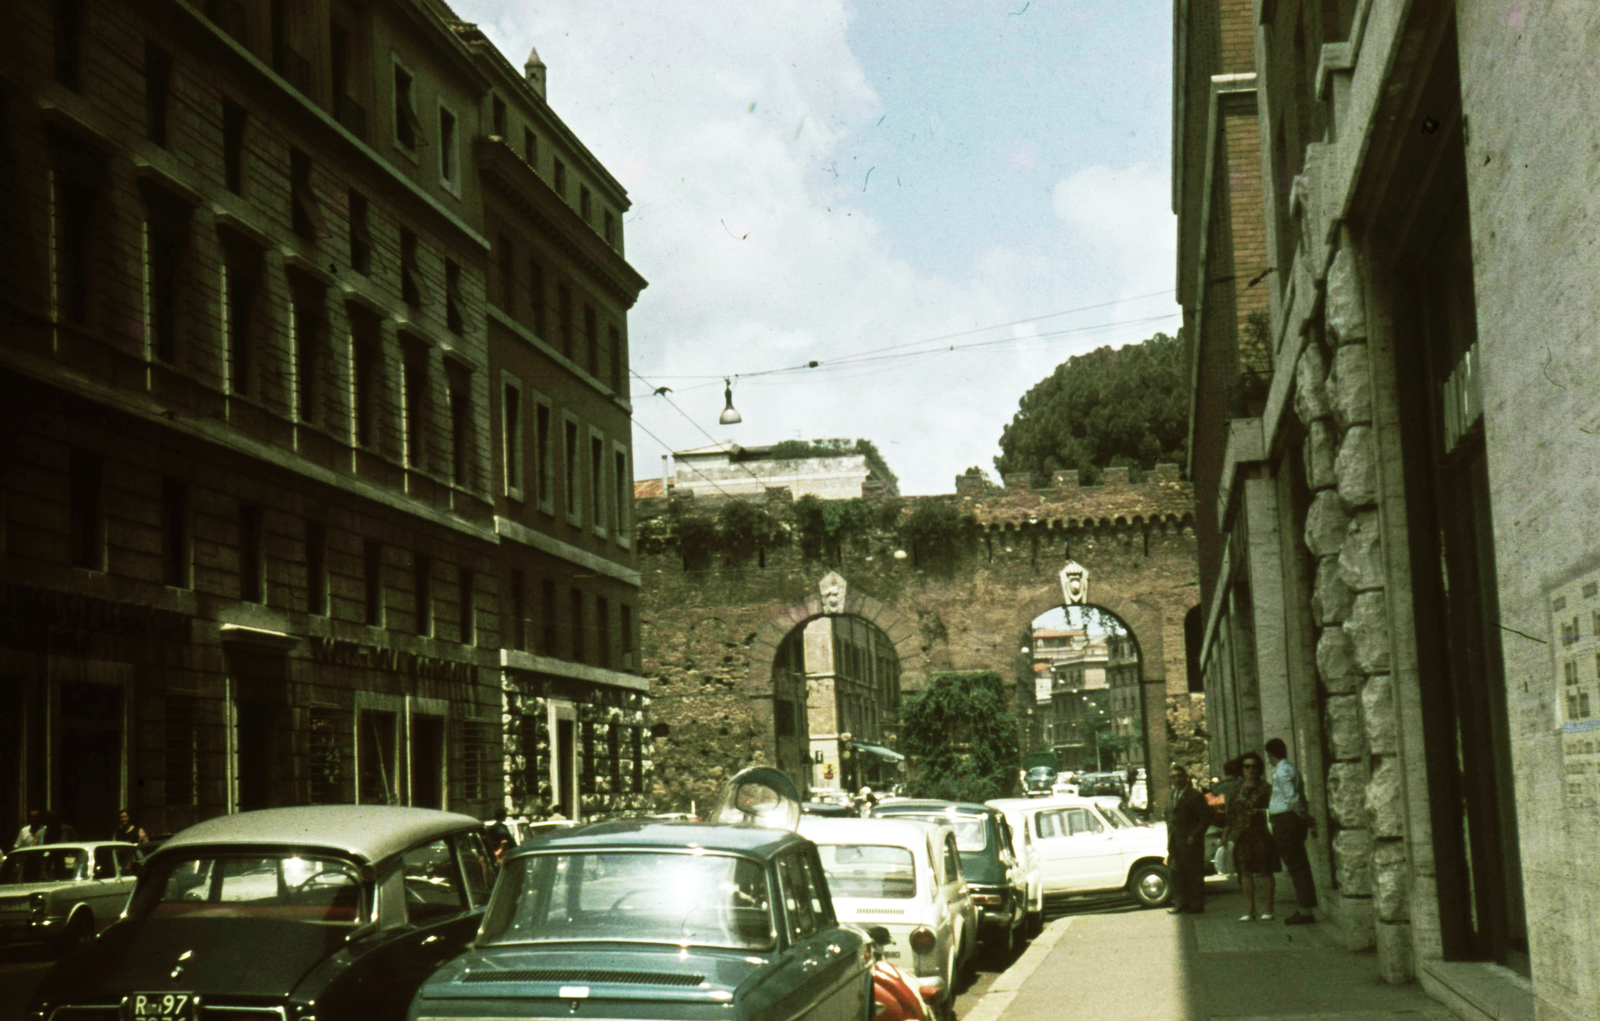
[635,459,1200,812]
[1176,1,1600,1013]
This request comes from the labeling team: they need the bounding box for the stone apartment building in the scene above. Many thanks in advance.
[1177,2,1600,1018]
[0,0,646,841]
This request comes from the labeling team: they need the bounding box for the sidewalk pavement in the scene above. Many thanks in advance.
[970,879,1458,1021]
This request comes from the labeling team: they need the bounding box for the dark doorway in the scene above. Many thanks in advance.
[556,718,575,818]
[359,711,398,805]
[228,647,291,812]
[0,678,26,841]
[58,682,122,840]
[411,715,444,808]
[1389,21,1527,971]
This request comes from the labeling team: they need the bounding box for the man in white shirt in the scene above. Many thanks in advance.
[1266,737,1318,925]
[11,808,44,849]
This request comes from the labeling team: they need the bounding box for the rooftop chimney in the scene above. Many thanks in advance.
[524,46,546,100]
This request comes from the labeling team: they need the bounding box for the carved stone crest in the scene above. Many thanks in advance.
[1059,560,1090,605]
[818,571,848,614]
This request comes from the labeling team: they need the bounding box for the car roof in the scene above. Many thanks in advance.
[986,796,1100,812]
[510,819,808,859]
[798,816,947,855]
[874,799,998,818]
[153,806,483,863]
[3,842,132,855]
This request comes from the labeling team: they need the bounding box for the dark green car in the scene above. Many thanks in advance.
[408,820,875,1021]
[871,800,1029,957]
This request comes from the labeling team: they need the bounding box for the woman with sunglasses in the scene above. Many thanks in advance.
[1220,751,1280,921]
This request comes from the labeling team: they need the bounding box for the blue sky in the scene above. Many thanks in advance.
[450,1,1178,495]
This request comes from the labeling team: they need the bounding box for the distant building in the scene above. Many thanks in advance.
[791,615,903,794]
[667,441,899,500]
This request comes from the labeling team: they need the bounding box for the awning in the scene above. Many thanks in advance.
[853,742,905,763]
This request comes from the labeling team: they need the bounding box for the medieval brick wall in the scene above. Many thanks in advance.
[638,468,1203,812]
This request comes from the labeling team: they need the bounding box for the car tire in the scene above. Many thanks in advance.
[54,910,93,956]
[1129,864,1172,908]
[1027,908,1043,938]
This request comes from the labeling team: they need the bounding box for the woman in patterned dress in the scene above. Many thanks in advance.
[1221,751,1281,920]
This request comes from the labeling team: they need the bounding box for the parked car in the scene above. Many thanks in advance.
[27,806,493,1021]
[409,817,876,1019]
[1051,776,1080,797]
[0,841,139,953]
[1023,766,1057,797]
[801,800,859,818]
[1075,772,1128,799]
[873,958,931,1021]
[871,800,1029,958]
[991,795,1172,908]
[982,799,1053,936]
[799,816,976,1018]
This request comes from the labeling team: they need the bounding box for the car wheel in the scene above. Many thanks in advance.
[1027,908,1044,939]
[1129,864,1172,908]
[54,911,93,955]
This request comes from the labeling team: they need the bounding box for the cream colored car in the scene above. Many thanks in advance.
[0,842,139,952]
[800,816,976,1019]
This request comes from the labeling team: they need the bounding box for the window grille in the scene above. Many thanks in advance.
[163,694,203,807]
[461,721,495,802]
[308,706,349,804]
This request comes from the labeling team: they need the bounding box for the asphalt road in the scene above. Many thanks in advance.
[0,946,53,1020]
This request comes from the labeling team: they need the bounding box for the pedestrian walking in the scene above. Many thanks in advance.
[11,807,44,849]
[1265,736,1318,925]
[1166,764,1210,914]
[112,808,147,844]
[1221,752,1280,920]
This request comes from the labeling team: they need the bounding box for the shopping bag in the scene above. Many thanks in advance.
[1213,841,1234,875]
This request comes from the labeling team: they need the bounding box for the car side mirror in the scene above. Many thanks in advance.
[865,925,892,946]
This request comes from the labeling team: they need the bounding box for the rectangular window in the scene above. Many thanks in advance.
[579,185,591,223]
[239,502,263,603]
[305,520,327,614]
[570,588,584,662]
[163,694,201,810]
[620,603,634,671]
[289,148,325,240]
[447,364,471,488]
[534,399,552,510]
[143,189,189,364]
[590,434,604,533]
[502,380,523,498]
[603,209,615,247]
[363,538,383,626]
[563,419,579,521]
[402,345,428,469]
[557,285,573,359]
[161,478,190,588]
[270,0,311,92]
[308,706,348,804]
[496,236,514,314]
[445,260,463,333]
[520,710,541,804]
[55,0,84,90]
[529,259,546,338]
[459,567,475,646]
[509,568,525,651]
[393,63,420,150]
[608,325,623,392]
[584,305,599,376]
[145,42,173,146]
[597,596,611,669]
[220,235,262,395]
[523,127,537,166]
[348,190,372,274]
[68,449,103,571]
[289,283,324,423]
[414,553,432,636]
[613,447,628,539]
[607,721,620,789]
[223,99,247,195]
[50,140,103,328]
[205,0,249,44]
[541,578,557,656]
[438,106,458,188]
[553,158,566,197]
[630,725,643,793]
[492,95,507,137]
[350,313,379,449]
[400,228,424,305]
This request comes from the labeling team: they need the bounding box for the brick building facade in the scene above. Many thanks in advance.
[0,0,646,841]
[1176,2,1600,1017]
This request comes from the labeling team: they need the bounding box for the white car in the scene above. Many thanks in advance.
[0,842,140,952]
[989,795,1172,908]
[983,799,1048,936]
[800,816,976,1019]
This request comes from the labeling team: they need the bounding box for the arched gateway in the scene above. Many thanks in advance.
[637,466,1200,814]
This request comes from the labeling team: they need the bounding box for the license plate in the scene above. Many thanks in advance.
[128,993,196,1021]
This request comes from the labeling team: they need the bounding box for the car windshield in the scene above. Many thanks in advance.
[130,853,366,925]
[481,851,775,951]
[0,848,84,884]
[815,844,916,899]
[894,815,988,852]
[1027,767,1054,778]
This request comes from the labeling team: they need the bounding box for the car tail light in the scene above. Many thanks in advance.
[908,927,936,954]
[970,892,1002,907]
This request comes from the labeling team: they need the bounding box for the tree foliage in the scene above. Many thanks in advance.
[899,500,968,572]
[994,332,1187,485]
[715,500,789,566]
[901,671,1020,802]
[756,438,899,490]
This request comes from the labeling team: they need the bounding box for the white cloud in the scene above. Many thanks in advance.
[1051,164,1178,306]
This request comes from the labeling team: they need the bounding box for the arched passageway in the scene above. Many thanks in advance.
[1022,604,1144,775]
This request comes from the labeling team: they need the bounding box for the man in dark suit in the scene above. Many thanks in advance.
[1166,764,1209,914]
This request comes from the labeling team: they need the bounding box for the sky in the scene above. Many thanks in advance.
[449,0,1179,495]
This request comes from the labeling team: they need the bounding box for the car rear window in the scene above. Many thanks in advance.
[816,844,916,899]
[0,848,83,884]
[894,815,988,852]
[134,854,366,925]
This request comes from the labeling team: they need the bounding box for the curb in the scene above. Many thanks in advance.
[962,916,1078,1021]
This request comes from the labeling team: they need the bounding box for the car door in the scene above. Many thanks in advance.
[88,846,129,928]
[771,849,863,1021]
[941,833,975,961]
[1033,808,1120,892]
[801,849,870,1021]
[110,845,139,918]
